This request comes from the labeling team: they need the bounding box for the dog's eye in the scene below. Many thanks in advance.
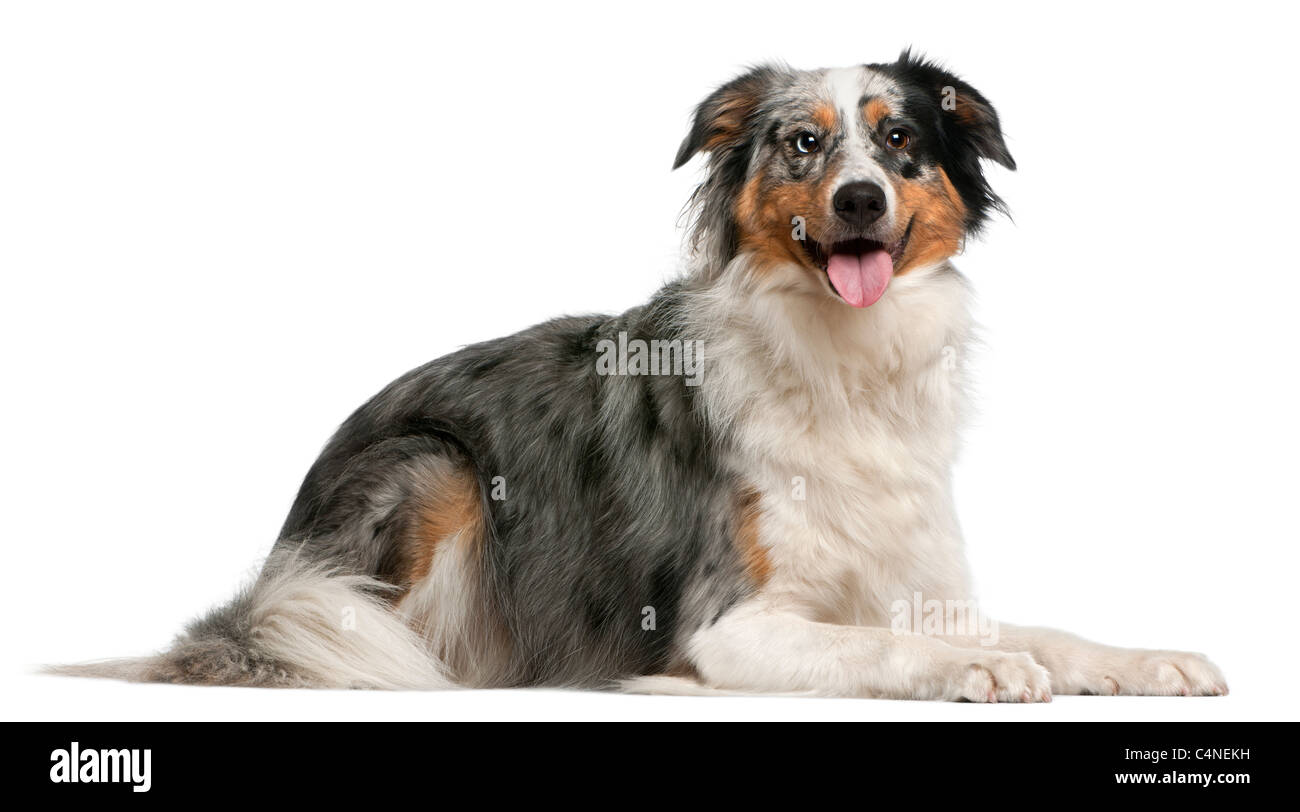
[794,132,820,154]
[886,128,911,150]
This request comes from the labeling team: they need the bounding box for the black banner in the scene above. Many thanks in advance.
[5,721,1283,800]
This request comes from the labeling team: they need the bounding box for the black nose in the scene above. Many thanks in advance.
[832,181,887,229]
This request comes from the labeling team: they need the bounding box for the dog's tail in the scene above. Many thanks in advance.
[45,552,454,690]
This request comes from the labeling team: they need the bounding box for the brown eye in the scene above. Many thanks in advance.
[886,128,911,150]
[794,132,820,154]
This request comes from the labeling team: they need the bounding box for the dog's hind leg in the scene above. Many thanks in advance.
[388,457,512,687]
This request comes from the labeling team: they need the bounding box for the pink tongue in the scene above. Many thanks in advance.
[827,250,893,308]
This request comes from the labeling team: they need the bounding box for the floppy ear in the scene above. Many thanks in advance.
[940,75,1016,170]
[673,66,780,170]
[890,50,1015,171]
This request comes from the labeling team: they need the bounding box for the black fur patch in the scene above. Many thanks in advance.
[870,49,1016,232]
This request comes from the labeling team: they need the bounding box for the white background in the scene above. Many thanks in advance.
[2,0,1297,721]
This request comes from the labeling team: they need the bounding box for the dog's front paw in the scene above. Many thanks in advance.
[1062,649,1227,697]
[944,651,1053,703]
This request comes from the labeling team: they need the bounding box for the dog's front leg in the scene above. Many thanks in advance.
[686,598,1052,701]
[945,624,1228,696]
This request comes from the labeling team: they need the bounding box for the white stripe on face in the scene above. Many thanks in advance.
[824,67,900,228]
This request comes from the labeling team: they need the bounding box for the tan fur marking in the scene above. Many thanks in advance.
[735,488,771,585]
[892,167,967,274]
[703,86,762,153]
[396,466,511,686]
[864,97,892,129]
[735,164,842,275]
[813,103,837,131]
[408,468,482,584]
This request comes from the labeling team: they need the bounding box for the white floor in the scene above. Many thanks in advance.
[5,669,1285,723]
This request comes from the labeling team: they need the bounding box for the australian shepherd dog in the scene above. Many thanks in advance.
[59,52,1226,701]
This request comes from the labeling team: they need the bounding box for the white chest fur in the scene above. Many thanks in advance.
[692,259,978,625]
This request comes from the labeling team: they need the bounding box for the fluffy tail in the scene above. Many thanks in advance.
[47,553,454,690]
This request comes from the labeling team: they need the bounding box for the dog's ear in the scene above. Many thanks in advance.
[893,50,1016,171]
[941,75,1016,170]
[673,66,780,170]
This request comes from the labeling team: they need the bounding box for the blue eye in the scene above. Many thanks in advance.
[794,132,820,154]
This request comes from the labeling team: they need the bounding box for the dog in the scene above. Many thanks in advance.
[58,52,1226,700]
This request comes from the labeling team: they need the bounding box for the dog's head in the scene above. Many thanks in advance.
[675,51,1014,307]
